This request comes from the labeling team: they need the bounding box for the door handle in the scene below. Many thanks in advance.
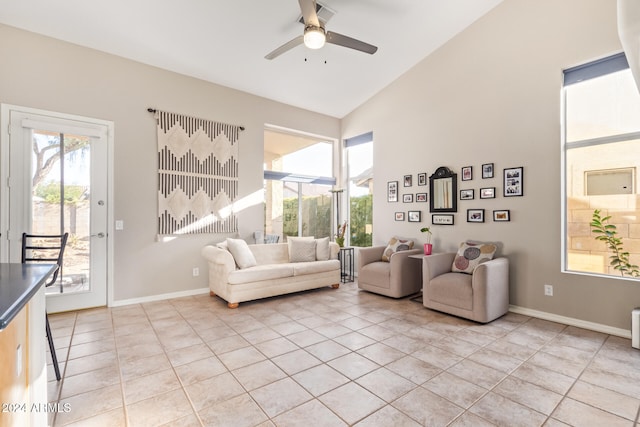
[91,232,106,238]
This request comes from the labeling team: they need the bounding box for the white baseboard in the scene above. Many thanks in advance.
[509,305,632,339]
[110,287,210,307]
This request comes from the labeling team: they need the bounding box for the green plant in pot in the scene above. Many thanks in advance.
[591,209,640,277]
[420,227,433,255]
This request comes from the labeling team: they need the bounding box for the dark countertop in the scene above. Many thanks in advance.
[0,263,56,330]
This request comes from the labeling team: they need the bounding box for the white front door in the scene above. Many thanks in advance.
[1,106,112,312]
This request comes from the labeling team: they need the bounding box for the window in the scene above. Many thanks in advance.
[563,53,640,277]
[264,128,335,241]
[346,132,373,247]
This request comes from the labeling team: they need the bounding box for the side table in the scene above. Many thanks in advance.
[338,247,354,283]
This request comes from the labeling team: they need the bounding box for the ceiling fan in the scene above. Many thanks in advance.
[265,0,378,60]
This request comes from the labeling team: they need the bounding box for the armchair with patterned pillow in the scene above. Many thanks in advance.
[422,241,509,323]
[357,237,422,298]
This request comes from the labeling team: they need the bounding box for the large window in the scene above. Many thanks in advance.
[264,129,335,242]
[346,132,373,247]
[563,53,640,277]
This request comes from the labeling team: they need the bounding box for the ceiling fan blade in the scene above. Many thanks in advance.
[298,0,320,27]
[265,35,304,60]
[326,31,378,55]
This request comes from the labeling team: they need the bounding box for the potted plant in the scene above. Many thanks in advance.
[420,226,433,255]
[335,221,348,247]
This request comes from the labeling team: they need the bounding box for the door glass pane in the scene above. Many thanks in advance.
[31,130,91,295]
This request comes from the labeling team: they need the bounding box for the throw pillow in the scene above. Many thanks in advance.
[226,238,257,269]
[315,237,330,261]
[452,241,497,274]
[381,237,414,262]
[289,238,317,262]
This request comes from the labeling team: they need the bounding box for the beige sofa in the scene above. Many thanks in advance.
[201,241,341,308]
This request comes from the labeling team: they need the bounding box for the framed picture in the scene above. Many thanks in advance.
[432,214,454,225]
[493,210,510,222]
[462,166,473,181]
[408,211,421,222]
[395,212,405,221]
[417,173,427,186]
[460,189,474,200]
[404,174,412,187]
[480,187,495,199]
[388,181,398,202]
[482,163,494,179]
[403,194,413,203]
[416,193,428,202]
[504,167,523,197]
[467,209,485,223]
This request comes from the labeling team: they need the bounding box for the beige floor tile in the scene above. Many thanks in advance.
[126,388,194,427]
[269,320,308,335]
[292,364,350,396]
[493,376,563,415]
[551,398,631,427]
[64,350,118,377]
[355,405,422,427]
[119,353,172,381]
[165,343,214,367]
[357,324,396,341]
[239,326,281,344]
[231,359,287,391]
[174,356,227,385]
[511,362,576,395]
[199,393,269,427]
[356,342,406,366]
[60,365,121,399]
[319,382,385,425]
[305,339,352,362]
[206,334,251,355]
[272,348,321,375]
[68,338,116,360]
[448,359,507,390]
[340,316,375,331]
[527,349,589,378]
[54,384,123,426]
[60,407,127,427]
[254,336,300,358]
[71,328,114,346]
[356,367,417,402]
[386,355,442,385]
[393,386,464,426]
[468,347,523,374]
[328,352,380,380]
[381,334,424,354]
[123,369,182,404]
[272,399,347,427]
[485,338,538,361]
[432,335,481,358]
[217,346,266,371]
[423,371,487,409]
[184,372,245,411]
[250,377,313,418]
[117,341,165,363]
[448,411,497,427]
[286,329,328,347]
[470,392,547,427]
[411,344,464,369]
[567,380,640,421]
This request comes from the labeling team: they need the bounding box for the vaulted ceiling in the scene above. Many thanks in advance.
[0,0,503,118]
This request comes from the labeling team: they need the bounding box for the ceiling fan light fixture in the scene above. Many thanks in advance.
[303,25,326,49]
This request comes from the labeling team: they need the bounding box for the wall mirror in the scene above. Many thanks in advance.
[430,166,457,212]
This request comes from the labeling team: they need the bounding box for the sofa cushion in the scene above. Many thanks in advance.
[289,238,317,262]
[358,261,391,288]
[227,238,257,269]
[381,237,414,262]
[452,241,497,274]
[429,272,473,310]
[315,237,330,261]
[293,259,340,276]
[228,264,294,285]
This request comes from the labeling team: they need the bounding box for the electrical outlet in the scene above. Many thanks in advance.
[544,284,553,296]
[192,267,199,277]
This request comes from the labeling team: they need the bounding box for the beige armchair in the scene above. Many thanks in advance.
[422,252,509,323]
[358,246,422,298]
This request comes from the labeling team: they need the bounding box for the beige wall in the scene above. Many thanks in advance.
[0,23,340,302]
[343,0,640,331]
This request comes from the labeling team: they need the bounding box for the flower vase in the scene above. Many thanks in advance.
[424,243,432,255]
[336,237,345,247]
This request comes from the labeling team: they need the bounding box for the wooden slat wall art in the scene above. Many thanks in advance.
[155,111,241,235]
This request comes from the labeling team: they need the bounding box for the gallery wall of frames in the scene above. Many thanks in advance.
[388,164,522,226]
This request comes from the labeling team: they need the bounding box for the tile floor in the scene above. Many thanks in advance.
[46,281,640,426]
